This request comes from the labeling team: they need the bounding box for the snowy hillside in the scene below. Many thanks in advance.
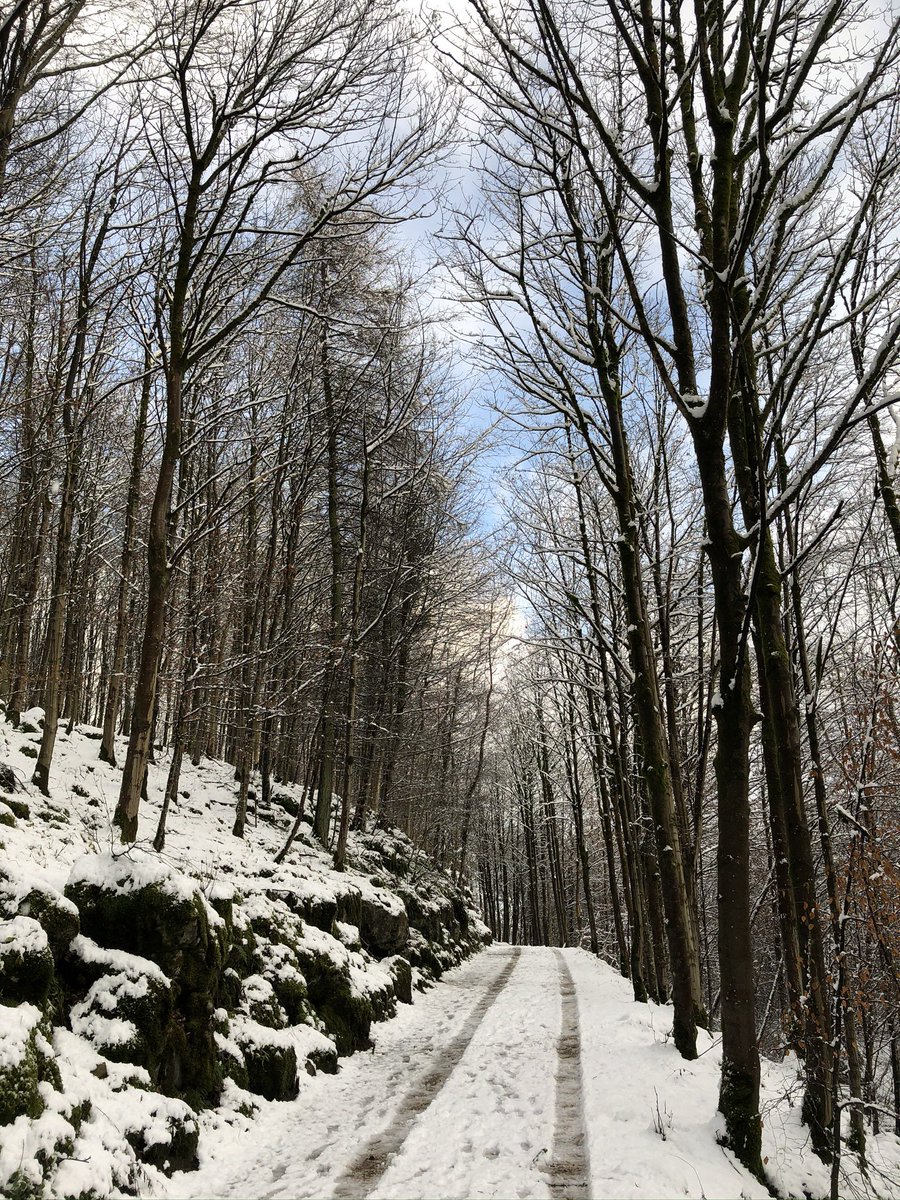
[0,715,489,1199]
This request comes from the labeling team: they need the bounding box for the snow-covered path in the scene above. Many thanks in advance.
[161,946,826,1200]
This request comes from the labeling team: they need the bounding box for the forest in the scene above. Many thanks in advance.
[1,0,899,1193]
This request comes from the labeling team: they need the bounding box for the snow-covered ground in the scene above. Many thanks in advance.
[156,946,900,1200]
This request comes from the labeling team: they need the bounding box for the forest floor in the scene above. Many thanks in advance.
[159,945,900,1200]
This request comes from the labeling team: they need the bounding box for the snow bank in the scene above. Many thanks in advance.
[66,850,197,903]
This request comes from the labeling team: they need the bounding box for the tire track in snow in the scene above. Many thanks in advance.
[543,949,590,1199]
[329,946,522,1200]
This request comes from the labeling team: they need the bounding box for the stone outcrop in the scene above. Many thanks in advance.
[0,820,490,1197]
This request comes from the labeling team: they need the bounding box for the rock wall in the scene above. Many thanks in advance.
[0,814,489,1198]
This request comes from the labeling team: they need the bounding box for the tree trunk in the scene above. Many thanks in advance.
[114,358,183,840]
[314,302,343,845]
[100,356,150,766]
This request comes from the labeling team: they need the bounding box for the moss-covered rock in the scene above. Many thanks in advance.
[269,790,301,818]
[215,1022,248,1089]
[231,1019,298,1100]
[70,969,174,1079]
[222,908,256,986]
[242,894,303,948]
[287,890,336,934]
[0,1003,47,1125]
[334,921,362,951]
[387,956,413,1004]
[292,938,372,1053]
[359,892,408,957]
[64,853,230,1107]
[317,988,373,1053]
[334,886,363,929]
[218,966,243,1013]
[3,797,29,821]
[18,709,43,734]
[404,928,444,978]
[238,899,320,1024]
[60,934,160,994]
[13,888,79,961]
[240,973,287,1029]
[266,957,312,1026]
[365,976,396,1024]
[0,917,54,1006]
[64,855,225,989]
[162,989,223,1108]
[123,1095,200,1174]
[304,1039,338,1076]
[208,886,234,940]
[395,886,440,943]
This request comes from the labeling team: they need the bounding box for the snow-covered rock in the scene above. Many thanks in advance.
[0,722,488,1198]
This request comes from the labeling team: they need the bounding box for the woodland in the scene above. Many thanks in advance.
[0,0,899,1192]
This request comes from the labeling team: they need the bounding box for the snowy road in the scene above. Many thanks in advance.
[164,946,777,1200]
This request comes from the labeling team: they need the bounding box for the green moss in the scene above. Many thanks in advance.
[156,1017,223,1111]
[404,934,443,979]
[18,745,37,760]
[0,927,54,1007]
[65,878,231,1108]
[3,1169,42,1200]
[291,943,372,1053]
[4,798,29,820]
[247,905,303,949]
[78,972,174,1079]
[222,917,256,982]
[335,889,363,929]
[367,981,396,1024]
[296,895,336,933]
[240,1038,298,1101]
[0,1019,44,1125]
[218,1040,248,1089]
[245,990,287,1029]
[208,894,233,940]
[218,967,243,1012]
[318,989,373,1054]
[20,889,79,960]
[0,807,16,826]
[389,957,412,1005]
[305,1043,338,1075]
[173,997,223,1108]
[65,880,210,984]
[270,974,311,1026]
[125,1107,199,1174]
